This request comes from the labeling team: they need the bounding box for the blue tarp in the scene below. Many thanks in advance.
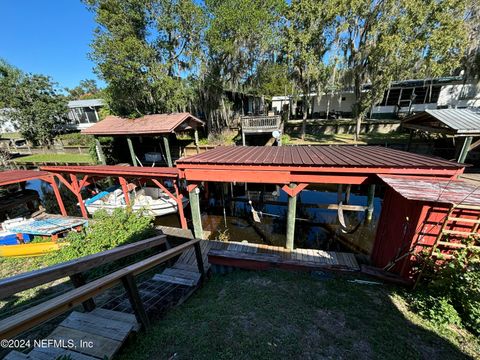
[6,217,88,236]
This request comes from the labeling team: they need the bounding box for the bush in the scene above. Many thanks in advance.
[409,247,480,335]
[45,208,155,266]
[57,133,95,147]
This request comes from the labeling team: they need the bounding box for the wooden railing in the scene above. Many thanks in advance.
[0,235,205,340]
[241,115,282,132]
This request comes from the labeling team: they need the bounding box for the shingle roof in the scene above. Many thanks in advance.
[403,108,480,135]
[81,112,204,135]
[176,145,463,169]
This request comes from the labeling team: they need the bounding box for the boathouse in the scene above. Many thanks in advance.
[176,145,464,251]
[82,112,204,167]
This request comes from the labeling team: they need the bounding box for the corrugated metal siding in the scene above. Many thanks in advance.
[177,145,462,169]
[425,109,480,132]
[379,175,480,206]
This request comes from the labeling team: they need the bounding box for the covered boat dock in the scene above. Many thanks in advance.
[176,145,465,249]
[81,112,204,167]
[40,165,188,229]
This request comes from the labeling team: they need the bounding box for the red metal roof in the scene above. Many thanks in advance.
[379,174,480,206]
[0,170,51,186]
[81,112,204,135]
[176,146,463,169]
[40,165,179,178]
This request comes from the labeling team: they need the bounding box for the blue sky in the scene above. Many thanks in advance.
[0,0,102,89]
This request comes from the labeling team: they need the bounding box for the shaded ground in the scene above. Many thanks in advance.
[117,270,479,360]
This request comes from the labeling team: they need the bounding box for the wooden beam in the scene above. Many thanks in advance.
[0,235,166,300]
[127,137,138,166]
[69,273,96,312]
[173,181,188,230]
[0,239,198,340]
[121,274,150,329]
[193,242,205,282]
[95,137,106,165]
[281,183,308,197]
[194,130,200,154]
[469,137,480,151]
[69,174,88,219]
[163,136,173,167]
[458,136,473,163]
[119,177,130,206]
[188,186,204,239]
[367,184,376,222]
[47,176,67,216]
[286,183,297,250]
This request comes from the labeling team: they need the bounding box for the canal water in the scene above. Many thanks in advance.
[27,179,383,254]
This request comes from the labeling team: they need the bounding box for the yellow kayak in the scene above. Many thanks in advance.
[0,242,67,258]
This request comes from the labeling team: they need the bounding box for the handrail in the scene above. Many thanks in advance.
[0,235,166,300]
[0,238,201,340]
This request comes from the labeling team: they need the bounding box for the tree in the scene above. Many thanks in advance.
[335,0,469,139]
[67,79,100,99]
[0,59,66,145]
[284,0,335,139]
[84,0,205,117]
[200,0,285,130]
[12,74,67,145]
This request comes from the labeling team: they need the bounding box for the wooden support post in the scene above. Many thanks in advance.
[69,273,96,312]
[286,183,298,250]
[458,136,473,163]
[70,174,88,219]
[193,242,206,282]
[173,181,188,229]
[121,274,150,330]
[345,184,351,204]
[194,129,200,154]
[119,177,130,206]
[337,184,343,203]
[127,137,138,166]
[94,137,106,165]
[188,185,204,239]
[366,184,376,222]
[406,129,413,151]
[242,130,246,146]
[163,136,173,167]
[49,177,67,216]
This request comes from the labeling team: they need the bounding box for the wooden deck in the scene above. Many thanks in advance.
[154,226,359,286]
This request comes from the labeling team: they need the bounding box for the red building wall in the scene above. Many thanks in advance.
[372,188,480,280]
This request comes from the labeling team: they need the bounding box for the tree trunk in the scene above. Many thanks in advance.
[301,97,308,140]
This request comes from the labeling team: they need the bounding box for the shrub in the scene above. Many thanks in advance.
[409,247,480,335]
[57,133,95,147]
[45,208,155,266]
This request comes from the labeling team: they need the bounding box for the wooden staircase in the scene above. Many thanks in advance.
[5,309,139,360]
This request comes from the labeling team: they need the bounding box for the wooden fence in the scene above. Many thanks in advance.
[0,235,205,340]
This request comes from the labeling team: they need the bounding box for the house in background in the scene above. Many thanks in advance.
[66,99,105,130]
[271,76,480,120]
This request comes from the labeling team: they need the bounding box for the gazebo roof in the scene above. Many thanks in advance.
[402,109,480,136]
[81,112,204,136]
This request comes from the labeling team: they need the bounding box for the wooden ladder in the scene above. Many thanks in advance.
[415,204,480,286]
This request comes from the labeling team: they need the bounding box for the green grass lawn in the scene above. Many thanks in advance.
[13,153,94,164]
[117,270,480,360]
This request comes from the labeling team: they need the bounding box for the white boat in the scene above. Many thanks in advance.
[85,186,188,217]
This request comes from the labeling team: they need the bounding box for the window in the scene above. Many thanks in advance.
[385,89,401,105]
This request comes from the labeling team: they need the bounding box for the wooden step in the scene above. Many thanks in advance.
[48,325,122,359]
[437,241,480,250]
[448,217,480,223]
[89,308,140,332]
[28,347,98,360]
[162,268,201,282]
[60,311,134,342]
[152,273,196,286]
[173,263,202,272]
[454,204,480,211]
[442,230,480,237]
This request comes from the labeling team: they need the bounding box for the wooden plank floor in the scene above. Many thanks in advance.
[4,309,139,360]
[153,226,359,287]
